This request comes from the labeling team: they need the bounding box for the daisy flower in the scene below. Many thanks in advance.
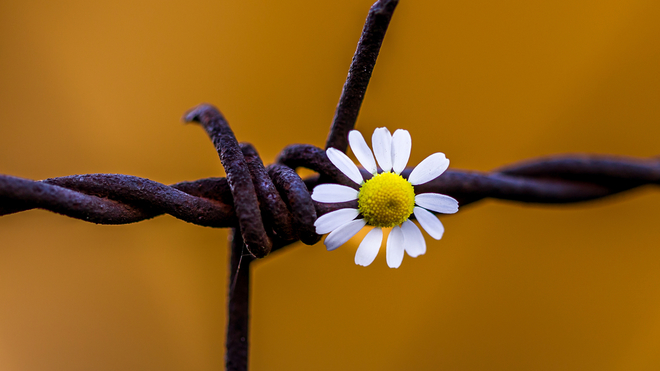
[311,127,459,268]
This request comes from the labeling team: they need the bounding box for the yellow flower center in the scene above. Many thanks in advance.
[357,172,415,228]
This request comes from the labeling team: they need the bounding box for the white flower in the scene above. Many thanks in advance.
[311,127,459,268]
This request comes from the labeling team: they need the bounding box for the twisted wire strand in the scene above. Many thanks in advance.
[0,173,235,225]
[1,1,658,258]
[182,104,324,257]
[2,143,660,253]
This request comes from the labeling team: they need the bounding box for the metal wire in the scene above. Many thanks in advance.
[1,0,658,370]
[3,149,659,248]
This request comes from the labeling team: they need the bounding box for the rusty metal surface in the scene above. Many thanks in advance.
[184,104,272,258]
[3,155,659,227]
[225,231,253,371]
[325,0,399,152]
[1,0,659,370]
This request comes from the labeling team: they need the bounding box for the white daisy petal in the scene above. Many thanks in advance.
[326,147,363,185]
[372,127,393,172]
[348,130,378,174]
[391,129,412,175]
[415,193,459,214]
[311,184,358,203]
[324,219,366,251]
[386,226,405,268]
[413,206,445,240]
[401,220,426,257]
[354,227,383,266]
[407,152,450,185]
[314,208,360,235]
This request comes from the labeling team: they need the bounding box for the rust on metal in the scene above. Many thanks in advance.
[1,1,658,370]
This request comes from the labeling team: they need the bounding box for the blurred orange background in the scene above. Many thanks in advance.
[2,0,660,370]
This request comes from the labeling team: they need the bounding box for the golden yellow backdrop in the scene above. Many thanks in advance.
[2,0,660,370]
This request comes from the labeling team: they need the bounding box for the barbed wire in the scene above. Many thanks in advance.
[1,0,657,370]
[2,144,658,252]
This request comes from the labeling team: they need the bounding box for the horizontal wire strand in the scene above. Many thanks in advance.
[3,149,660,255]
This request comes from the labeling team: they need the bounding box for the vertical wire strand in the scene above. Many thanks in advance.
[226,229,253,371]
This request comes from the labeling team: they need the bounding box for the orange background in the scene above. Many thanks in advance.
[2,0,660,370]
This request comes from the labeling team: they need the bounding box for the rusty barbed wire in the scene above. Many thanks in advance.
[1,0,659,370]
[325,0,399,152]
[2,147,660,249]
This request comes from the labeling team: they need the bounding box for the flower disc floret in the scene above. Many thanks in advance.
[358,172,415,228]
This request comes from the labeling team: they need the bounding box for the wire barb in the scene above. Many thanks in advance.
[181,103,330,257]
[325,0,399,152]
[183,104,272,257]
